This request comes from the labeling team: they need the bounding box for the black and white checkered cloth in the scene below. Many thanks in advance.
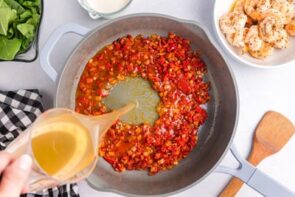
[0,90,79,197]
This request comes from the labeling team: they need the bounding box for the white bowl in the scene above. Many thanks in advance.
[213,0,295,68]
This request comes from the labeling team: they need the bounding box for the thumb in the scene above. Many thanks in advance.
[0,154,32,197]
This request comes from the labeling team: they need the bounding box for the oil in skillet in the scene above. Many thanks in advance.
[103,77,160,125]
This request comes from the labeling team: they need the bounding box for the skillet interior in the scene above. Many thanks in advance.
[55,14,237,196]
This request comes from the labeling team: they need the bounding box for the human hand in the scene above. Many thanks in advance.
[0,152,32,197]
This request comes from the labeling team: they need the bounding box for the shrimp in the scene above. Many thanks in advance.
[271,0,294,23]
[287,0,295,8]
[232,0,255,26]
[245,25,264,51]
[286,0,295,13]
[259,9,284,42]
[248,42,274,58]
[244,25,273,58]
[272,29,289,48]
[285,17,295,35]
[226,28,247,48]
[233,0,246,12]
[219,11,248,34]
[244,0,271,20]
[246,16,255,27]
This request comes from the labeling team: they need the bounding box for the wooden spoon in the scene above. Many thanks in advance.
[219,111,295,197]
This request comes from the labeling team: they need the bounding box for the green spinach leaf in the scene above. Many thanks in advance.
[0,36,21,60]
[0,0,41,60]
[19,9,31,19]
[17,23,34,39]
[0,0,9,8]
[0,7,17,35]
[4,0,25,14]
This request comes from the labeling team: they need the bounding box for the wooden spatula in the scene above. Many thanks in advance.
[219,111,295,197]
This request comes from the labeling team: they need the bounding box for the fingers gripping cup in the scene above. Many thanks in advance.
[4,104,135,192]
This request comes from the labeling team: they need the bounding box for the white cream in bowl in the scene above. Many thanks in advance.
[213,0,295,68]
[86,0,130,14]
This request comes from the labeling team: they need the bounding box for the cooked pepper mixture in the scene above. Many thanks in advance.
[75,33,210,174]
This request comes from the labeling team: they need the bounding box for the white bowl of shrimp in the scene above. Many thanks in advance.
[213,0,295,68]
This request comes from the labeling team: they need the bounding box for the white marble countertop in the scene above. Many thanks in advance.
[1,0,295,196]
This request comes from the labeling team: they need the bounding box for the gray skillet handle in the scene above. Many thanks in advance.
[40,23,90,82]
[215,144,295,197]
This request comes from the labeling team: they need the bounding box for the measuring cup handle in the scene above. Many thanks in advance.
[40,23,90,82]
[215,144,295,197]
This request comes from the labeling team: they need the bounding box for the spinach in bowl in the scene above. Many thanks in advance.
[0,0,41,61]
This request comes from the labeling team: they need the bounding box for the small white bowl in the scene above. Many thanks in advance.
[213,0,295,68]
[77,0,132,19]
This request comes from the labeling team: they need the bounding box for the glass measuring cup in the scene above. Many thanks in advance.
[4,103,135,192]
